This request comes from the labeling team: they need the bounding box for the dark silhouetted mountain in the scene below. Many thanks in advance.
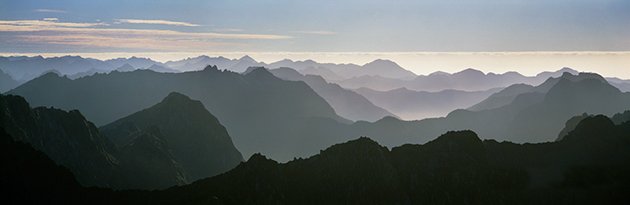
[0,127,85,204]
[270,67,396,121]
[0,94,187,190]
[556,113,591,141]
[9,66,347,161]
[612,110,630,124]
[136,120,630,204]
[101,92,243,182]
[0,94,121,187]
[3,112,630,204]
[0,69,19,93]
[355,86,500,120]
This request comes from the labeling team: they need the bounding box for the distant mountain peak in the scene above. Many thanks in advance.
[364,59,398,68]
[455,68,485,76]
[116,63,135,71]
[429,71,450,76]
[239,55,256,63]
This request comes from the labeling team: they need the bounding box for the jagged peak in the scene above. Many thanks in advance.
[202,65,220,72]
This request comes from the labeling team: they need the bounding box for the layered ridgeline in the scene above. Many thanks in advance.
[355,86,500,120]
[268,67,396,121]
[0,56,169,82]
[0,93,242,190]
[9,66,347,161]
[336,67,579,92]
[248,72,630,149]
[100,92,243,182]
[147,116,630,204]
[4,113,628,204]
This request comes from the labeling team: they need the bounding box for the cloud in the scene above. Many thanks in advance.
[34,9,67,13]
[0,19,292,51]
[116,19,200,27]
[213,28,244,32]
[292,30,336,35]
[43,18,59,21]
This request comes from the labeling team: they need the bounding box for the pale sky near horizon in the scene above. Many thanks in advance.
[1,0,629,78]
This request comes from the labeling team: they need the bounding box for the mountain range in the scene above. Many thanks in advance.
[0,93,243,190]
[3,112,629,204]
[100,92,243,182]
[8,66,347,161]
[268,67,396,121]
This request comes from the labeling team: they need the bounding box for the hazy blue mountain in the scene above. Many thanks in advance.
[0,55,175,82]
[101,92,243,182]
[0,69,19,93]
[9,66,347,161]
[0,94,187,190]
[606,77,630,92]
[105,56,164,69]
[116,63,136,72]
[269,67,396,121]
[467,84,535,111]
[355,86,500,120]
[359,59,417,79]
[145,64,179,73]
[267,58,417,80]
[337,67,580,92]
[0,55,112,82]
[251,72,630,150]
[164,55,263,72]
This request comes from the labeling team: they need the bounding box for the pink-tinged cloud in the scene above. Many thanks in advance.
[0,19,292,51]
[116,19,200,27]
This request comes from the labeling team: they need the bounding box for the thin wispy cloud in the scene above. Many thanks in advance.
[43,18,59,21]
[213,28,244,32]
[116,19,200,27]
[34,9,67,13]
[0,19,291,51]
[292,30,336,35]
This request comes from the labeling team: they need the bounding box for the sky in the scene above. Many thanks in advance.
[0,0,629,77]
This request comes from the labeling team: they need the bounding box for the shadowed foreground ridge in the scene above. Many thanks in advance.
[2,92,630,204]
[142,116,630,204]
